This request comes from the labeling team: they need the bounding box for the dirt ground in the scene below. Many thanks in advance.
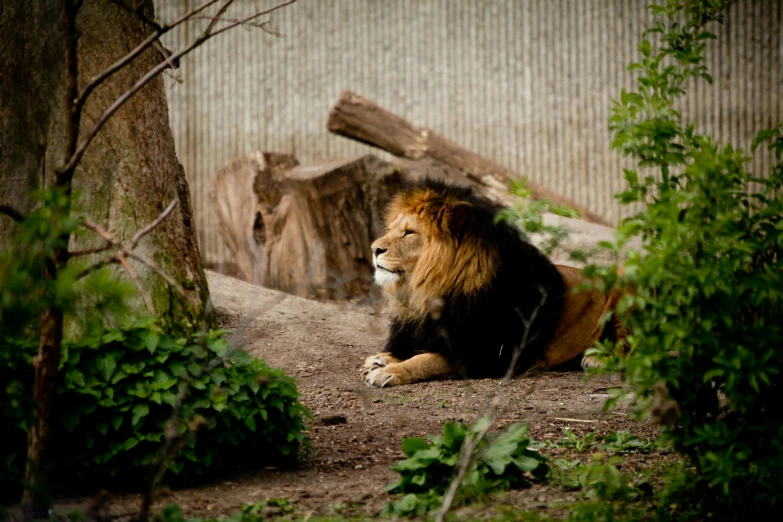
[64,271,673,520]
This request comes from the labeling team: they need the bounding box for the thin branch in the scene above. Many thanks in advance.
[69,245,112,257]
[76,257,119,279]
[81,219,154,313]
[126,252,188,301]
[128,200,178,250]
[61,0,297,177]
[117,253,155,313]
[78,200,183,313]
[0,204,24,223]
[108,0,163,32]
[435,290,548,522]
[208,0,296,39]
[72,0,220,123]
[81,219,119,246]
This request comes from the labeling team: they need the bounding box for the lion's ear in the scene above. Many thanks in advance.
[442,202,471,237]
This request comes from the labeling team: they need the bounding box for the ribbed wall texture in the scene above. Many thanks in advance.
[154,0,783,266]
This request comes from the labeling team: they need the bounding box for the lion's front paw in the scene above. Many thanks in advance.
[364,366,402,388]
[580,355,604,369]
[361,354,388,378]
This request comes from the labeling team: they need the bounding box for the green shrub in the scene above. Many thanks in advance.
[1,320,310,494]
[587,0,783,517]
[383,418,548,516]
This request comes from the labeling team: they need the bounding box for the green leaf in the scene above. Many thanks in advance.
[402,437,429,457]
[132,403,149,427]
[244,416,257,432]
[639,39,652,57]
[99,354,117,381]
[144,331,160,354]
[229,349,251,365]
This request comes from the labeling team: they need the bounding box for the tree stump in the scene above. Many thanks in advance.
[259,155,405,300]
[210,152,298,282]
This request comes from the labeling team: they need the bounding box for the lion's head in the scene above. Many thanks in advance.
[370,180,499,316]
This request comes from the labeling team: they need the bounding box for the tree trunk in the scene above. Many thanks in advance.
[1,1,210,515]
[0,0,210,328]
[327,90,612,227]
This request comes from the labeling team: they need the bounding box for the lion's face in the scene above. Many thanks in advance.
[371,212,425,287]
[370,181,495,304]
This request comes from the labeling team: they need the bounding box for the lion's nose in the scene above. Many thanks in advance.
[374,247,387,257]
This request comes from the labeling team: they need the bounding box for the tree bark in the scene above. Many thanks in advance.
[0,0,210,329]
[327,90,611,227]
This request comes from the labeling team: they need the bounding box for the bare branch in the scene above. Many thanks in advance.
[61,0,298,177]
[69,245,112,257]
[117,253,155,314]
[82,219,119,246]
[126,252,188,301]
[0,204,25,222]
[72,0,221,128]
[205,0,235,35]
[208,0,296,39]
[108,0,163,31]
[128,200,178,250]
[76,257,119,279]
[77,200,184,312]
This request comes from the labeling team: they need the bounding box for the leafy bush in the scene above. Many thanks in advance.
[383,418,548,517]
[587,0,783,517]
[1,320,311,493]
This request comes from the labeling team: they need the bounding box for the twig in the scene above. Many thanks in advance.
[108,0,163,32]
[435,289,548,522]
[78,201,183,313]
[548,417,600,424]
[128,200,178,250]
[126,252,188,300]
[60,0,298,177]
[69,245,112,257]
[0,204,24,222]
[82,219,154,313]
[72,0,221,125]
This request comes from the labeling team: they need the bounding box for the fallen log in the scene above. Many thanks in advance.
[327,90,611,226]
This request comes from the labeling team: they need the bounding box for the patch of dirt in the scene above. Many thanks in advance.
[64,271,671,519]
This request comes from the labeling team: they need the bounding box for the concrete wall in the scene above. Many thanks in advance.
[155,0,783,265]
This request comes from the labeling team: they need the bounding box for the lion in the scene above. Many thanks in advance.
[361,178,624,388]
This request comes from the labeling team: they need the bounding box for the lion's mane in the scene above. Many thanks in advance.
[381,179,567,378]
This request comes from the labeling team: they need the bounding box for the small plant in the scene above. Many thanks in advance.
[554,455,651,503]
[383,418,548,516]
[598,430,656,454]
[554,429,598,453]
[240,498,295,516]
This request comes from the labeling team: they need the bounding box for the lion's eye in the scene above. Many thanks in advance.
[403,230,416,236]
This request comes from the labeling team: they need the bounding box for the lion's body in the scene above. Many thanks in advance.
[362,179,625,387]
